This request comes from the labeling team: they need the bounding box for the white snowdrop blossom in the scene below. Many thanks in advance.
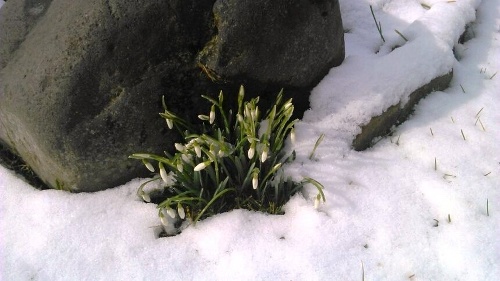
[177,162,183,172]
[166,207,177,219]
[209,106,215,124]
[194,144,202,158]
[166,118,173,129]
[143,160,155,172]
[290,128,296,145]
[198,114,209,121]
[159,211,168,226]
[248,144,255,159]
[194,161,211,172]
[140,190,151,203]
[314,194,321,209]
[177,204,186,219]
[252,173,259,189]
[260,146,268,163]
[181,154,191,163]
[175,143,185,152]
[160,163,169,184]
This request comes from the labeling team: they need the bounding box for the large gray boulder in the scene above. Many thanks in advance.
[0,0,344,192]
[199,0,344,87]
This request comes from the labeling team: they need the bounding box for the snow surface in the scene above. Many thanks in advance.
[1,0,499,280]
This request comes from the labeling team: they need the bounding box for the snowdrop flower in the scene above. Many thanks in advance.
[248,143,255,159]
[194,161,211,172]
[218,150,225,157]
[198,114,209,121]
[194,144,202,158]
[260,145,268,163]
[159,163,169,183]
[314,194,321,209]
[142,159,155,172]
[177,204,186,219]
[166,118,173,129]
[251,107,258,120]
[290,127,296,145]
[237,114,243,123]
[177,162,183,172]
[252,173,259,189]
[181,154,191,163]
[175,143,185,152]
[166,207,177,219]
[209,105,215,124]
[159,210,169,226]
[139,190,151,203]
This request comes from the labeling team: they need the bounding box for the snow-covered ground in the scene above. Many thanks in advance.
[1,0,499,280]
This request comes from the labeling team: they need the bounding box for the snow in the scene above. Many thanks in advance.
[1,0,499,280]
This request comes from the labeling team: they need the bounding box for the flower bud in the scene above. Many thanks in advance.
[194,161,211,172]
[166,207,176,219]
[314,194,321,209]
[209,106,215,124]
[260,146,268,163]
[159,211,169,226]
[177,204,186,219]
[166,118,173,129]
[194,144,202,158]
[252,174,259,189]
[290,128,296,145]
[175,143,185,152]
[140,190,151,203]
[177,162,183,172]
[142,160,155,172]
[181,154,192,163]
[159,163,169,184]
[198,114,209,121]
[248,144,255,159]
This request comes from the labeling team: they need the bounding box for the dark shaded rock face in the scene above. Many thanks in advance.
[199,0,344,87]
[0,0,344,191]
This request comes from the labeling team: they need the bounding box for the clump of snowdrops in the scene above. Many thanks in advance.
[130,86,325,233]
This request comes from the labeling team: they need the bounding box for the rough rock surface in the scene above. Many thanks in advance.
[199,0,344,87]
[0,0,345,191]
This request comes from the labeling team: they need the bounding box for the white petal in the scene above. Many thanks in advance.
[248,146,255,159]
[194,162,208,171]
[167,208,176,219]
[166,119,173,129]
[160,166,169,184]
[178,205,186,219]
[252,176,258,189]
[209,110,215,124]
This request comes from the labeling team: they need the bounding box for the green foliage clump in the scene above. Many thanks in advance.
[130,86,324,231]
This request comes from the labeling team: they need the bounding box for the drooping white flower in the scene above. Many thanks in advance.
[177,204,186,219]
[290,127,296,145]
[252,174,259,189]
[194,144,202,158]
[175,143,185,152]
[260,146,268,163]
[139,190,151,203]
[194,161,211,171]
[209,106,215,124]
[181,154,192,163]
[177,162,183,172]
[198,114,209,121]
[159,211,169,226]
[314,194,321,209]
[159,163,169,184]
[166,118,173,129]
[166,207,177,219]
[142,160,155,172]
[248,144,255,159]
